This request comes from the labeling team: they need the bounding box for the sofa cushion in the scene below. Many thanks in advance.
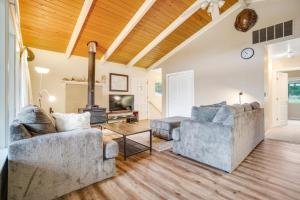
[212,106,235,126]
[191,106,220,122]
[191,101,226,122]
[201,101,227,107]
[10,120,32,142]
[251,102,260,109]
[104,140,119,159]
[52,112,91,132]
[242,103,252,111]
[17,105,57,136]
[231,104,244,114]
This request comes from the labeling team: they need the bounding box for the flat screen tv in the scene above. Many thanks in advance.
[109,95,134,111]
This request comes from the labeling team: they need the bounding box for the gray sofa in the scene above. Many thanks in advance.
[8,106,118,200]
[172,102,264,173]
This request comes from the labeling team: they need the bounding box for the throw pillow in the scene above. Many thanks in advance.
[250,102,260,109]
[212,105,234,126]
[242,103,252,111]
[52,112,91,132]
[191,106,220,122]
[10,120,32,142]
[17,105,57,136]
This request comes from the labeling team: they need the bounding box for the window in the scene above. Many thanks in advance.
[0,0,9,149]
[155,81,162,96]
[288,81,300,104]
[0,0,18,149]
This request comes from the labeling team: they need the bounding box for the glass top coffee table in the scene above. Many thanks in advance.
[99,120,152,160]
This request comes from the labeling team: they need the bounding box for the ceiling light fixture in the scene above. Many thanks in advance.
[200,0,225,14]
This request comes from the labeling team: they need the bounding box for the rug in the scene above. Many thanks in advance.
[103,129,173,152]
[266,120,300,144]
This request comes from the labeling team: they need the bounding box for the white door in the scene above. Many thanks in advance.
[132,78,148,120]
[272,72,288,127]
[167,70,194,117]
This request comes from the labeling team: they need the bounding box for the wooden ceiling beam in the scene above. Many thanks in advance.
[127,0,207,67]
[147,0,264,70]
[65,0,95,58]
[211,2,220,20]
[100,0,156,64]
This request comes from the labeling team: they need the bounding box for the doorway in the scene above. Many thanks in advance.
[266,37,300,143]
[288,74,300,120]
[166,70,194,117]
[132,77,148,120]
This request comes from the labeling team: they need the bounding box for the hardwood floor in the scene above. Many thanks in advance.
[60,140,300,200]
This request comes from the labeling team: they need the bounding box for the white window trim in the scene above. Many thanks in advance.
[0,0,9,149]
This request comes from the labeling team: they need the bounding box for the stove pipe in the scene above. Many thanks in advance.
[87,41,97,109]
[79,41,106,124]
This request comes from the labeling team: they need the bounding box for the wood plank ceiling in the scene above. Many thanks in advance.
[135,0,237,68]
[107,0,196,64]
[20,0,238,68]
[72,0,145,58]
[20,0,84,52]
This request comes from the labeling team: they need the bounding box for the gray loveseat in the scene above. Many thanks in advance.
[8,106,118,200]
[172,102,264,173]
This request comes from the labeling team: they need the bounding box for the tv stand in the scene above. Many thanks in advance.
[106,110,138,123]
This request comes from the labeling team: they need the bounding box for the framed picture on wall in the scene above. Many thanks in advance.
[109,73,129,92]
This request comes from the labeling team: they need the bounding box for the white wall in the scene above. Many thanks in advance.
[159,0,300,120]
[28,48,148,114]
[288,70,300,78]
[273,55,300,71]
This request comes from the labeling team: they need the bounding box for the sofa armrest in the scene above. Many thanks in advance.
[173,120,234,172]
[9,128,103,169]
[104,140,119,159]
[8,128,105,200]
[172,127,181,141]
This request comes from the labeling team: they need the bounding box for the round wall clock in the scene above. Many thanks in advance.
[241,48,254,59]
